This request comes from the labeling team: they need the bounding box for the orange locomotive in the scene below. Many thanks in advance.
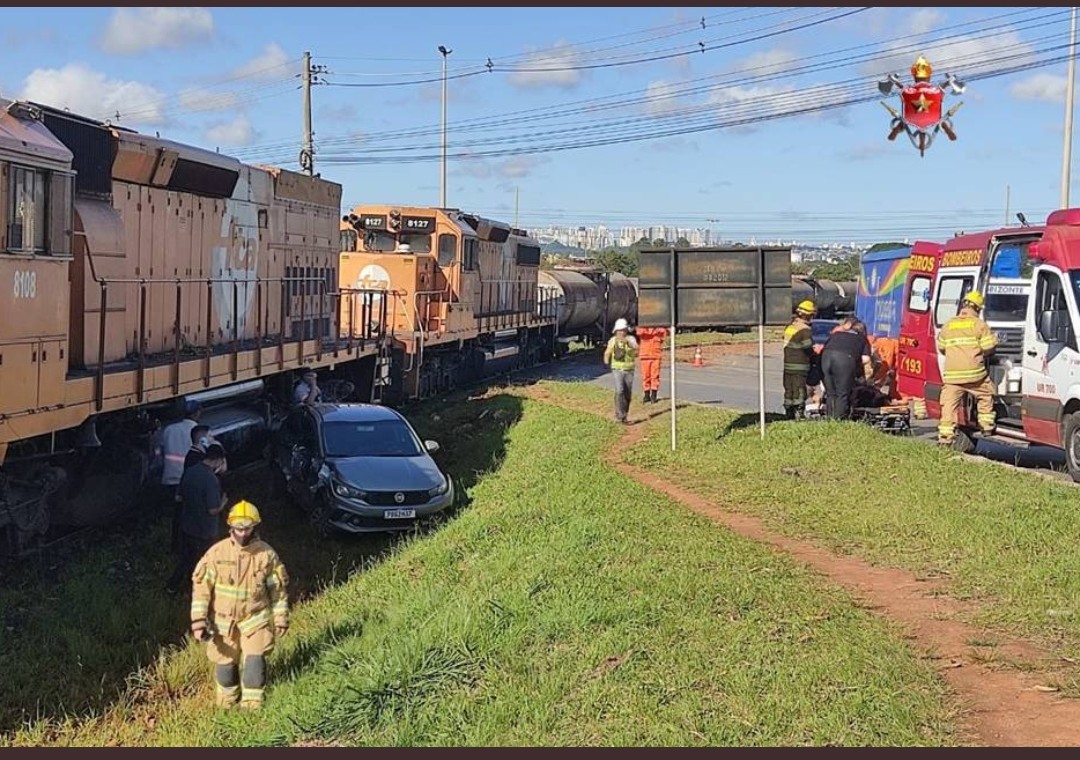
[0,100,384,556]
[340,205,560,400]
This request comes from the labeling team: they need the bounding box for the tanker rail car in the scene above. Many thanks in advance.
[0,100,387,556]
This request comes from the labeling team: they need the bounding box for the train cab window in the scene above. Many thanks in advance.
[340,228,357,252]
[438,233,457,266]
[7,166,47,253]
[364,230,396,252]
[907,275,932,313]
[462,238,478,271]
[399,233,432,254]
[933,276,974,327]
[1035,269,1077,350]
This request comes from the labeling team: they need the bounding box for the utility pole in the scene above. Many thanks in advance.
[1005,184,1011,226]
[302,51,314,176]
[1062,7,1078,208]
[514,186,519,228]
[439,45,452,208]
[300,52,327,177]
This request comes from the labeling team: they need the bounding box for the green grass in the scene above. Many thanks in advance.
[0,390,521,739]
[668,328,783,348]
[622,402,1080,671]
[5,398,958,746]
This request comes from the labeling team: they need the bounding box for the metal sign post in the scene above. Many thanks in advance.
[670,247,677,451]
[758,246,767,439]
[637,245,792,450]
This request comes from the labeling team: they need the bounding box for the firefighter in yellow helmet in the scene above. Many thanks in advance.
[190,500,289,710]
[937,291,998,446]
[782,300,817,419]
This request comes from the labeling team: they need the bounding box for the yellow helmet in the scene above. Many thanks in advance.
[963,291,984,310]
[911,55,933,81]
[227,500,261,528]
[796,300,817,317]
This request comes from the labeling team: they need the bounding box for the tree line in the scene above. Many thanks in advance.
[542,239,908,281]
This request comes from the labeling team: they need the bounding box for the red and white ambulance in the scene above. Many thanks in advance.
[897,213,1077,475]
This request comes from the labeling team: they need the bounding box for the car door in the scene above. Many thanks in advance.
[1021,266,1079,446]
[295,412,323,496]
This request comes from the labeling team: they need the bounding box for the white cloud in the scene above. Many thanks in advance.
[906,9,943,36]
[232,43,293,81]
[455,155,546,180]
[1011,72,1068,103]
[507,42,583,90]
[206,115,256,147]
[179,88,238,113]
[733,49,799,77]
[100,7,214,55]
[22,63,166,125]
[862,29,1034,80]
[643,80,682,116]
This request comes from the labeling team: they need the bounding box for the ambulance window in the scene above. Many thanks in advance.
[934,276,974,327]
[1034,270,1076,350]
[907,275,931,313]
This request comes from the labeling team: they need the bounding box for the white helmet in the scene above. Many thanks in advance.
[612,318,629,333]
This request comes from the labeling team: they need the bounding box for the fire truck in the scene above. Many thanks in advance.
[895,214,1080,475]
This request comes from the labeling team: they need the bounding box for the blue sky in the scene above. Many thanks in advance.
[1,6,1077,244]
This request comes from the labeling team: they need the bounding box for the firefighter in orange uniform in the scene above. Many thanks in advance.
[636,326,669,404]
[937,291,997,445]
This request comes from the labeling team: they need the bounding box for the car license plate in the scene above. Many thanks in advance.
[384,508,416,519]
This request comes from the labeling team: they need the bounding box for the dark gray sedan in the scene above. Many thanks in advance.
[271,403,455,535]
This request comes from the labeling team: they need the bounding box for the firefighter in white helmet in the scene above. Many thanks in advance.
[190,500,289,710]
[603,317,639,424]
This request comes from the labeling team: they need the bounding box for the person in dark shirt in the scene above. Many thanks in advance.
[184,425,212,470]
[166,444,228,594]
[820,319,873,420]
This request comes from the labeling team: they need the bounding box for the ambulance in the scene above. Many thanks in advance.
[895,215,1080,475]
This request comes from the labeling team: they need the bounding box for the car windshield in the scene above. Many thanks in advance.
[322,419,423,458]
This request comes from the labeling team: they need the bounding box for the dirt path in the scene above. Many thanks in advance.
[519,385,1080,747]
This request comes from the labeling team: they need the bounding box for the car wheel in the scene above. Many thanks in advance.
[309,493,334,539]
[1063,412,1080,483]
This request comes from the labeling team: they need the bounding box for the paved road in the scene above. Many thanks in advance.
[530,345,1070,479]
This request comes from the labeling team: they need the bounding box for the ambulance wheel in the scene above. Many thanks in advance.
[1063,412,1080,483]
[950,429,976,455]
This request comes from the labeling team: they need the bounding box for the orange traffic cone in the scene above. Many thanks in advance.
[692,345,704,367]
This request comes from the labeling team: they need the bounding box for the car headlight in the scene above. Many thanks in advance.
[333,481,368,501]
[428,478,449,497]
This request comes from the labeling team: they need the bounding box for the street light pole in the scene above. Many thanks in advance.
[1061,6,1078,209]
[439,45,452,209]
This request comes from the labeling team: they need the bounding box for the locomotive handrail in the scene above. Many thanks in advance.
[91,271,393,412]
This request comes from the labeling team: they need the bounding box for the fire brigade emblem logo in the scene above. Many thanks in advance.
[878,55,965,157]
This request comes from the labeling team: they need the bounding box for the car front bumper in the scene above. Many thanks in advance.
[326,483,455,534]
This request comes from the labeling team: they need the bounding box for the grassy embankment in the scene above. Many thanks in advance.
[4,391,956,746]
[615,392,1080,686]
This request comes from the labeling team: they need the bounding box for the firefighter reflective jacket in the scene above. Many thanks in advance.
[636,327,668,359]
[191,537,289,637]
[783,318,813,373]
[938,309,997,384]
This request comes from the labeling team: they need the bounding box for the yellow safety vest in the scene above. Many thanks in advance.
[607,337,638,372]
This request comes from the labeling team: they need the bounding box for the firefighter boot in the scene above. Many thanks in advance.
[214,664,240,708]
[239,654,267,710]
